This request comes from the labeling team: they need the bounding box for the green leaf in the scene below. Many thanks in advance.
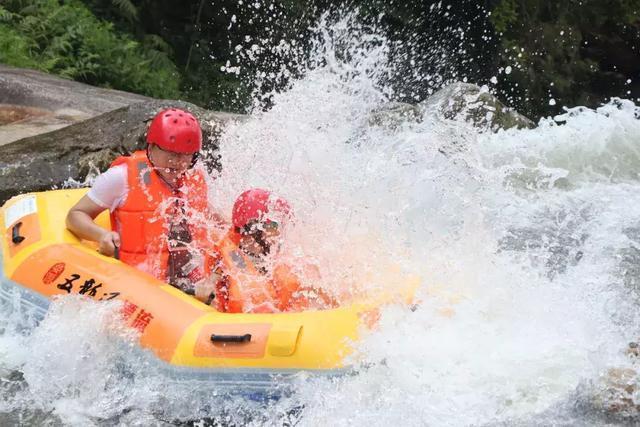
[111,0,138,22]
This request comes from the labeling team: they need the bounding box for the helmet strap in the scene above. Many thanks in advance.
[190,151,200,168]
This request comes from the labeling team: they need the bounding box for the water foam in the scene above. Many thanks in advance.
[2,9,640,426]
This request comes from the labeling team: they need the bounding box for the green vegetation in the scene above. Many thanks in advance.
[489,0,640,117]
[0,0,638,117]
[0,0,180,98]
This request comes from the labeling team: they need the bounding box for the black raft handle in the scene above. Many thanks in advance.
[211,333,252,343]
[12,222,25,244]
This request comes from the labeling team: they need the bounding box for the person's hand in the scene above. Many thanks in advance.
[98,231,120,257]
[195,271,221,303]
[249,301,277,313]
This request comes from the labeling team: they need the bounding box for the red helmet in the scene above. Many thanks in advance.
[146,108,202,153]
[232,188,292,231]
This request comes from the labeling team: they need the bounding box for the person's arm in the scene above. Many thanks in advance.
[66,195,120,257]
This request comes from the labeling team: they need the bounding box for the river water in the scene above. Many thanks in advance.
[2,11,640,427]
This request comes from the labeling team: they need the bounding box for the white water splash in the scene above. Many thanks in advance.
[209,12,640,425]
[2,10,640,427]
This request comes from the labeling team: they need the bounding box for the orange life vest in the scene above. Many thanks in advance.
[212,231,335,313]
[212,231,278,313]
[110,151,217,287]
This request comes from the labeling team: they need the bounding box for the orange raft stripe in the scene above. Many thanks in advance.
[193,323,272,359]
[10,243,209,362]
[5,213,41,258]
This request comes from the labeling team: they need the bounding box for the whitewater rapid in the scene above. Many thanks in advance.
[2,12,640,427]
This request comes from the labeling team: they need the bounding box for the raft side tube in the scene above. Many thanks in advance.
[0,264,350,396]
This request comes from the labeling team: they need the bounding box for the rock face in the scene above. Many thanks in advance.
[0,64,153,145]
[422,82,536,131]
[578,343,640,423]
[0,65,243,204]
[0,101,242,204]
[368,82,536,132]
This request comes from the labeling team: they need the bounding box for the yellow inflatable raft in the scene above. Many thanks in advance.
[0,189,406,392]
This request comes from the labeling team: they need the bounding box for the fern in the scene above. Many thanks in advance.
[0,6,17,23]
[143,34,172,54]
[490,0,518,34]
[111,0,138,22]
[1,0,180,99]
[0,24,40,69]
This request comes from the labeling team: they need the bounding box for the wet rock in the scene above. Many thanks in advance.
[597,367,640,417]
[0,100,243,204]
[0,64,150,113]
[0,105,50,126]
[366,83,535,135]
[0,64,152,145]
[421,82,536,131]
[580,343,640,423]
[366,102,423,130]
[0,369,26,397]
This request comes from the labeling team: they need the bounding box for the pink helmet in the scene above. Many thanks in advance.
[146,108,202,153]
[232,189,292,231]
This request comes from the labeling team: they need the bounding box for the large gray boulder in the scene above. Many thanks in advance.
[0,64,152,145]
[421,82,536,131]
[368,82,536,132]
[0,100,242,204]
